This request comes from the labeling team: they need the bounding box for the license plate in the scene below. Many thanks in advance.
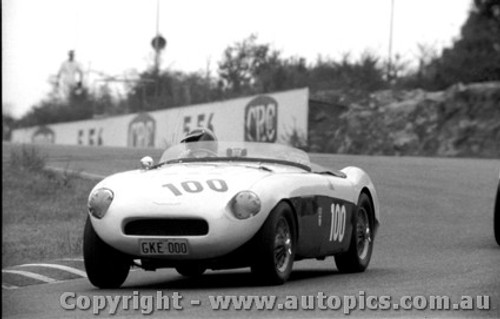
[139,239,190,256]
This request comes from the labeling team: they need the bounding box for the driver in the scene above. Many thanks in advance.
[180,128,218,158]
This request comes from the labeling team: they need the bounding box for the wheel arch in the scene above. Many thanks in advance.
[275,199,300,243]
[341,166,380,238]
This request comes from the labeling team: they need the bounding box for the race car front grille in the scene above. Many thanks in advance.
[124,218,209,236]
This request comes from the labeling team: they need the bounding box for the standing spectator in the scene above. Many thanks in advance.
[57,50,84,99]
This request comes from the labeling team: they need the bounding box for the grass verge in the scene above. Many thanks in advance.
[2,146,97,267]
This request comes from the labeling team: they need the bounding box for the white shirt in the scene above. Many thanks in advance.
[58,60,83,87]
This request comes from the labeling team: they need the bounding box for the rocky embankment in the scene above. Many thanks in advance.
[309,82,500,158]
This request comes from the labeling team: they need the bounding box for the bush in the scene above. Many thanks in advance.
[9,145,46,172]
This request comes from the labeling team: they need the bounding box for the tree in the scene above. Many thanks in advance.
[217,34,279,96]
[427,0,500,88]
[16,80,103,127]
[2,106,16,140]
[309,52,387,95]
[125,69,221,112]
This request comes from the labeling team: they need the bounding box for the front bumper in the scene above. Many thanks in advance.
[90,203,270,260]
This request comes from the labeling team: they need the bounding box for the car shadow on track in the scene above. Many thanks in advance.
[125,268,364,290]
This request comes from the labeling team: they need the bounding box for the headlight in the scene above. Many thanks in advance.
[88,188,114,219]
[229,191,261,220]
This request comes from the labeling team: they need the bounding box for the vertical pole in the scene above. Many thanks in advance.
[155,0,160,74]
[388,0,395,82]
[155,0,160,106]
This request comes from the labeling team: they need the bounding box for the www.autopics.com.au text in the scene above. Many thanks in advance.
[59,291,491,315]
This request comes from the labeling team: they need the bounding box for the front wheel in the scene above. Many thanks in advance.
[83,216,130,288]
[335,193,374,273]
[251,202,296,285]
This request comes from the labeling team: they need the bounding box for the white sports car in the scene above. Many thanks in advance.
[84,140,380,288]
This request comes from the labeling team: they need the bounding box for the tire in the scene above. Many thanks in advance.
[83,216,130,288]
[251,202,296,285]
[176,265,206,277]
[335,193,374,273]
[494,181,500,246]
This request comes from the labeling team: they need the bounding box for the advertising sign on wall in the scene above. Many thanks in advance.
[128,113,156,147]
[31,126,55,144]
[11,88,309,149]
[244,95,279,143]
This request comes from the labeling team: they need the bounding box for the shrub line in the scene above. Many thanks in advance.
[44,166,104,181]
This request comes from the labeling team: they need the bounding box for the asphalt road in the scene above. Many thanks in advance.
[2,143,500,318]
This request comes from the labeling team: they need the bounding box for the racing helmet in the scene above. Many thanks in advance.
[181,128,218,156]
[181,128,217,143]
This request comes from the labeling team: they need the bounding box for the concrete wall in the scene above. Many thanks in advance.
[11,88,309,148]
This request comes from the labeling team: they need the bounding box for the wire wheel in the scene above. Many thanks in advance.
[334,193,374,273]
[274,217,293,273]
[356,207,372,260]
[252,202,296,284]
